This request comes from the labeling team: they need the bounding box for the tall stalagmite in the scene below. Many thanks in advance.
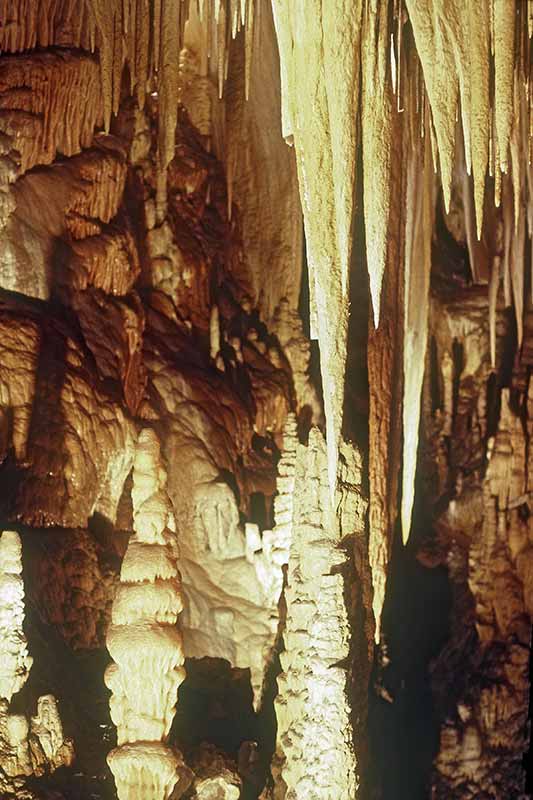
[106,429,188,800]
[0,531,32,702]
[274,430,366,799]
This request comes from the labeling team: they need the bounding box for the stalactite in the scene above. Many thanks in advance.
[469,0,490,239]
[106,428,188,800]
[271,0,362,500]
[405,0,459,211]
[367,71,405,643]
[493,0,516,175]
[489,253,500,368]
[362,0,393,326]
[401,98,434,544]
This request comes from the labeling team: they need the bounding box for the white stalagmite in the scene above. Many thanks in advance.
[271,0,362,501]
[0,531,33,702]
[274,429,366,800]
[0,532,74,795]
[106,428,188,800]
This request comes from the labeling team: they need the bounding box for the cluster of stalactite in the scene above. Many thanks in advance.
[270,0,533,645]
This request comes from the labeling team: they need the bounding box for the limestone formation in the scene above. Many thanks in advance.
[0,531,32,702]
[0,532,74,797]
[175,414,296,706]
[106,429,188,800]
[274,430,366,800]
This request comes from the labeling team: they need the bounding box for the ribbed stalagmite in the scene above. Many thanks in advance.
[106,429,189,800]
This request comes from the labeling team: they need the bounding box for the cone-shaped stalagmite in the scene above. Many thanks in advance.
[106,429,189,800]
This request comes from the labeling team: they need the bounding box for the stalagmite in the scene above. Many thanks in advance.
[3,1,533,797]
[0,532,74,796]
[0,531,32,702]
[274,430,365,799]
[106,428,188,800]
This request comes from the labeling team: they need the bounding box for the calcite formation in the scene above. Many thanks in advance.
[176,413,296,706]
[33,528,117,649]
[0,531,32,702]
[106,428,187,800]
[274,430,366,800]
[1,2,533,799]
[0,532,74,797]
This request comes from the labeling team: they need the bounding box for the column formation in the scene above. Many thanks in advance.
[274,429,365,799]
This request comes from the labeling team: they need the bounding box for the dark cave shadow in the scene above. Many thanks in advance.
[368,521,453,800]
[15,536,116,800]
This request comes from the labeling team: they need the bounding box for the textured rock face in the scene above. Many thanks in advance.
[422,289,532,798]
[33,528,117,649]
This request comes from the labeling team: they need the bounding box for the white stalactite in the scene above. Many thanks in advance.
[271,0,362,502]
[362,0,393,327]
[401,103,435,545]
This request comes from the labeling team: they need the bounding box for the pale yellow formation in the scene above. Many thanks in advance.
[85,0,258,211]
[176,415,296,707]
[0,533,74,795]
[362,0,392,326]
[401,102,435,545]
[406,0,490,227]
[493,0,515,177]
[107,742,187,800]
[0,531,33,702]
[106,428,187,800]
[274,430,366,799]
[271,0,362,500]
